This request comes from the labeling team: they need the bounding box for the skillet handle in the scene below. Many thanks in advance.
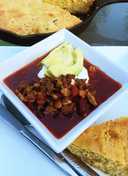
[96,0,128,7]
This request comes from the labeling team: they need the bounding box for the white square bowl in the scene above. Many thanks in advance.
[0,29,128,153]
[95,86,128,125]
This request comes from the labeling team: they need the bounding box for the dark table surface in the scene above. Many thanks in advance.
[0,2,128,46]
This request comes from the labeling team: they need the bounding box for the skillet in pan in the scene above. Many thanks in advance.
[0,0,127,45]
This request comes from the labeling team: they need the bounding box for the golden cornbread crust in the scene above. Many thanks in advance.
[0,0,81,35]
[68,118,128,176]
[43,0,95,14]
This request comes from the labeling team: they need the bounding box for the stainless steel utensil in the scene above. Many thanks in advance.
[0,104,78,176]
[1,96,100,176]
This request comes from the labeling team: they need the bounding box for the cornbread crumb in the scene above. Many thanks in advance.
[0,0,81,35]
[68,118,128,176]
[43,0,95,14]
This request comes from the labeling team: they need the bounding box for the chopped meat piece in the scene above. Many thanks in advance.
[79,89,87,98]
[46,106,56,113]
[62,103,75,114]
[16,74,97,119]
[16,90,27,102]
[62,98,72,106]
[87,91,97,106]
[56,79,63,88]
[51,93,58,100]
[76,79,87,89]
[79,98,88,115]
[71,85,78,96]
[54,100,62,109]
[61,88,70,97]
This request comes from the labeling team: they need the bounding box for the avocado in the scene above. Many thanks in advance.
[38,42,87,78]
[41,42,74,67]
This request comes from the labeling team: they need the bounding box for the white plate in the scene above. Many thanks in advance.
[93,87,128,176]
[0,29,128,153]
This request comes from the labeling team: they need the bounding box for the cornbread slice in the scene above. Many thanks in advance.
[0,0,81,35]
[68,118,128,176]
[43,0,95,14]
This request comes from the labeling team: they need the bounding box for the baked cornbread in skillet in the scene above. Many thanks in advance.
[43,0,95,14]
[68,118,128,176]
[0,0,81,35]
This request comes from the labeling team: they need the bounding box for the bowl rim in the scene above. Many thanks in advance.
[0,29,128,153]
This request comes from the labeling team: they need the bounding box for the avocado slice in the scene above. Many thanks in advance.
[39,42,85,78]
[41,42,74,67]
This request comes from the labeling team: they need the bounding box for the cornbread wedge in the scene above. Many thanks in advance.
[43,0,95,14]
[0,0,81,35]
[68,118,128,176]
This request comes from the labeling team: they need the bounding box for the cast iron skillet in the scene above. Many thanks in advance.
[0,0,127,46]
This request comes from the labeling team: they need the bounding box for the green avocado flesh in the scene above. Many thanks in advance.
[40,42,84,77]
